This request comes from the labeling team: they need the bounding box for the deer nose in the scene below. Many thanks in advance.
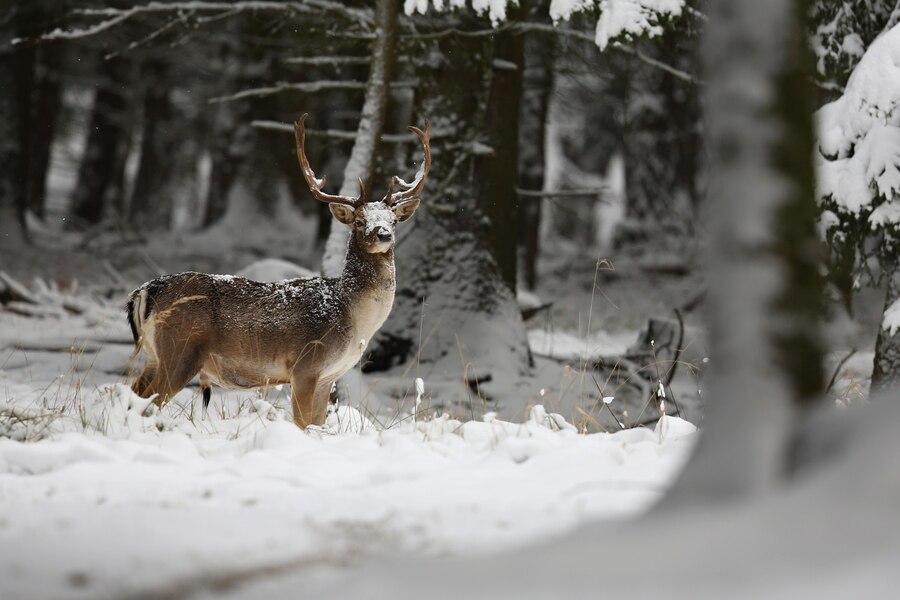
[376,228,393,242]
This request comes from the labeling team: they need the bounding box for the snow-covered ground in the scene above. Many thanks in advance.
[0,297,696,600]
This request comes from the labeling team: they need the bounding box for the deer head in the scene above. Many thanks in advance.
[294,113,431,254]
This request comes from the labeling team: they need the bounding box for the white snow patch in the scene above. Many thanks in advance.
[0,367,695,599]
[882,298,900,336]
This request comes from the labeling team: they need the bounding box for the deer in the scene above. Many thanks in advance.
[125,113,430,428]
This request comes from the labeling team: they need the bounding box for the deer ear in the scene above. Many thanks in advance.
[329,203,356,226]
[392,199,420,223]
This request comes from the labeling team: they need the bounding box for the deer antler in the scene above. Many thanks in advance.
[384,120,431,206]
[294,113,360,207]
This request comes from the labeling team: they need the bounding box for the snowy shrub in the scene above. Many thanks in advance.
[811,1,898,88]
[816,23,900,284]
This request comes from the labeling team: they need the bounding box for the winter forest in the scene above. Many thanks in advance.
[2,0,900,597]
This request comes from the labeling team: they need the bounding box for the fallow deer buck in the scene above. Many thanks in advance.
[126,114,430,428]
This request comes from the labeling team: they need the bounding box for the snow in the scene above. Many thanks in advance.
[882,297,900,335]
[816,23,900,223]
[405,0,509,25]
[551,0,685,50]
[0,379,694,599]
[405,0,685,49]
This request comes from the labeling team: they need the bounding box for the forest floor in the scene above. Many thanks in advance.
[0,218,884,599]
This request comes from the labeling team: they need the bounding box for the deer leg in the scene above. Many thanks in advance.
[137,353,203,410]
[311,379,335,426]
[290,374,319,429]
[199,371,212,416]
[132,361,158,398]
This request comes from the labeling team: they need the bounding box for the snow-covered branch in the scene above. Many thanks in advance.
[404,0,688,50]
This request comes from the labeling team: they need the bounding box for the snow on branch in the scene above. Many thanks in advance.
[816,23,900,230]
[404,0,686,50]
[208,79,418,103]
[551,0,685,50]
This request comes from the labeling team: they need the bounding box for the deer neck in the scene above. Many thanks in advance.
[339,233,396,338]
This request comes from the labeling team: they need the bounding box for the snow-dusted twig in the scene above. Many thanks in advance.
[515,187,608,199]
[826,348,857,395]
[283,55,370,66]
[208,81,364,103]
[250,120,449,144]
[208,79,417,103]
[103,15,182,60]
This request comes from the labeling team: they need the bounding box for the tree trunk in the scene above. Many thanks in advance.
[0,5,30,246]
[368,25,531,414]
[69,56,131,227]
[25,12,65,220]
[663,0,824,505]
[321,0,399,277]
[871,260,900,395]
[518,22,554,290]
[474,25,524,292]
[129,60,177,229]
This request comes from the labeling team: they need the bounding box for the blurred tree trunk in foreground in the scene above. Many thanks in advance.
[663,0,824,504]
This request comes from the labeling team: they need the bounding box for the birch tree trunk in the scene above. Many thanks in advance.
[662,0,825,505]
[321,0,399,277]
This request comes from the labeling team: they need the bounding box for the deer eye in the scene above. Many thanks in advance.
[354,220,364,228]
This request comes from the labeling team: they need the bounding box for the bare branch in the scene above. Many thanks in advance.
[515,187,609,199]
[251,120,437,143]
[104,14,183,59]
[208,79,417,104]
[15,1,371,44]
[283,56,370,66]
